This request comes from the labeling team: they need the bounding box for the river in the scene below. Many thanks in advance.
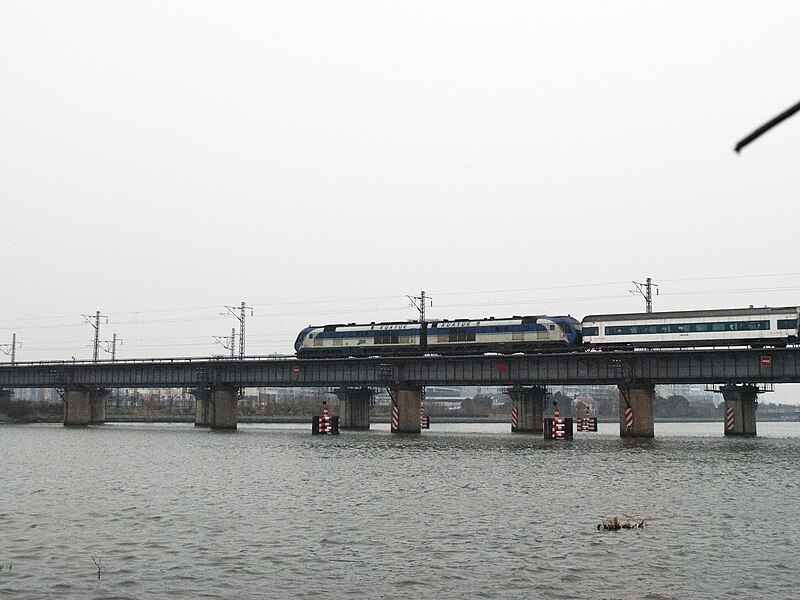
[1,421,799,599]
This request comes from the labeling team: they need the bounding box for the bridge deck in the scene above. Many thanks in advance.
[1,348,798,388]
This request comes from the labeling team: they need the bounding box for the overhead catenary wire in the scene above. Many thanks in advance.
[3,273,800,327]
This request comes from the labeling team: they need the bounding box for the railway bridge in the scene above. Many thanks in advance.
[2,347,799,437]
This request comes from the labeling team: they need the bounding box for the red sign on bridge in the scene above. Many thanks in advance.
[760,356,772,368]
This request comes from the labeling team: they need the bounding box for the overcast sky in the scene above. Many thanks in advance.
[2,1,800,398]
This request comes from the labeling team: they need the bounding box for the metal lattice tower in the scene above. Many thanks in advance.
[631,278,658,313]
[1,333,18,364]
[407,290,432,324]
[224,302,253,360]
[83,311,108,362]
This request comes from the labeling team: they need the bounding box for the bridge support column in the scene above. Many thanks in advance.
[390,386,421,434]
[334,386,372,430]
[192,387,211,427]
[210,386,239,430]
[721,384,758,436]
[508,385,546,433]
[618,381,655,438]
[64,387,91,427]
[89,388,109,425]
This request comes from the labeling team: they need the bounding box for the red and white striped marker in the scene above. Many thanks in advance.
[391,400,399,432]
[624,407,634,430]
[725,407,735,431]
[420,405,429,429]
[511,406,518,430]
[551,401,566,439]
[578,406,589,431]
[319,401,330,434]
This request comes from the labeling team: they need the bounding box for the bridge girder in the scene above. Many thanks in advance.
[0,349,798,389]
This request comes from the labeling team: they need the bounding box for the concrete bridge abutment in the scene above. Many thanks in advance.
[508,385,546,433]
[390,386,422,434]
[334,386,373,430]
[618,381,655,438]
[721,384,758,436]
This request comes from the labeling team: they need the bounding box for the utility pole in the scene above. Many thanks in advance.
[407,290,433,403]
[630,278,658,313]
[83,311,108,362]
[0,333,19,364]
[213,328,237,358]
[407,290,433,324]
[223,302,253,359]
[101,333,121,361]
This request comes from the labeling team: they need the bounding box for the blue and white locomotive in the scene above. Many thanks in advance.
[294,315,583,357]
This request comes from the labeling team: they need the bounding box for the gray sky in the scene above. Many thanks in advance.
[2,1,800,398]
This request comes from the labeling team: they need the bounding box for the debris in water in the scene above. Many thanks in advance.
[597,516,646,531]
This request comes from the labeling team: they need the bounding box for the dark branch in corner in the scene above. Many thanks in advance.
[735,99,800,153]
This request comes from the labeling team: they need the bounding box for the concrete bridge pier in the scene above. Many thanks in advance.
[389,386,422,433]
[618,381,655,438]
[192,386,239,430]
[334,386,373,430]
[63,387,109,426]
[721,384,758,436]
[192,387,211,427]
[210,386,239,430]
[89,388,110,424]
[64,387,92,426]
[508,385,546,433]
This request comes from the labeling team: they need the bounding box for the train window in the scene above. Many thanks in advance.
[583,326,599,336]
[447,328,477,342]
[375,332,401,344]
[778,319,798,329]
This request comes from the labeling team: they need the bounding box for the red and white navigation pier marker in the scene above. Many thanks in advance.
[577,405,598,432]
[420,405,430,429]
[312,400,339,435]
[544,400,573,440]
[511,406,518,431]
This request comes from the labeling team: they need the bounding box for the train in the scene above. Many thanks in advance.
[293,306,800,358]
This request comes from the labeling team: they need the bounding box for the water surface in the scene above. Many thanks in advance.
[1,421,799,598]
